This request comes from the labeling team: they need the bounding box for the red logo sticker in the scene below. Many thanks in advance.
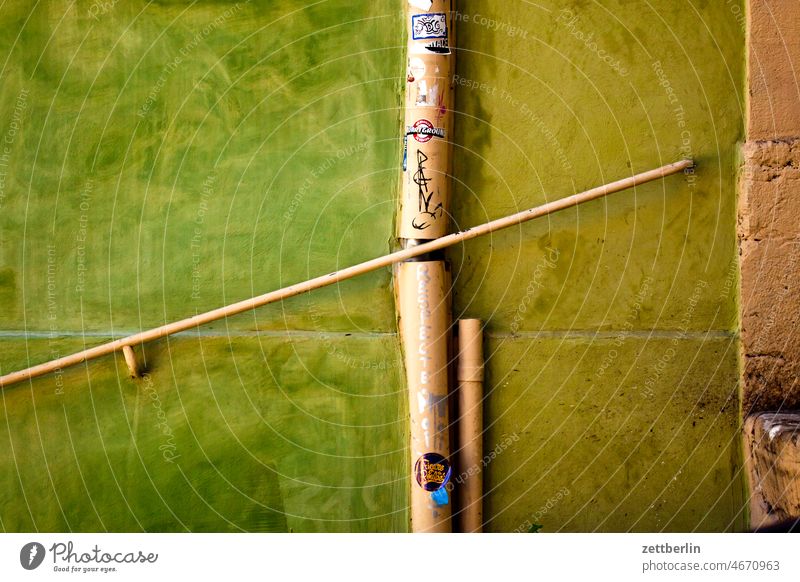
[410,119,445,143]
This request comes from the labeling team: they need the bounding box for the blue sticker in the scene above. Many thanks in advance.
[412,13,447,41]
[430,486,449,506]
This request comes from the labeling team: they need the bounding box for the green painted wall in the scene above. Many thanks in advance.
[452,0,746,532]
[0,0,407,533]
[0,0,746,532]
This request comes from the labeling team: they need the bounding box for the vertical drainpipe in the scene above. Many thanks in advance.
[456,318,484,532]
[396,0,456,533]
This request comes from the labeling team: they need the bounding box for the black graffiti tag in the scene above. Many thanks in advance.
[412,150,443,230]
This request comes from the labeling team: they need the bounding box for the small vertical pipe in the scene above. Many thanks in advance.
[122,345,140,378]
[456,319,484,532]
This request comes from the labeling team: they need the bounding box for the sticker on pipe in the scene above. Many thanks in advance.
[414,79,440,107]
[414,452,452,491]
[407,57,426,82]
[423,39,450,54]
[412,13,447,40]
[408,119,445,142]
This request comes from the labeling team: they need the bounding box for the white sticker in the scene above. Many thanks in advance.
[428,82,439,106]
[416,80,428,105]
[409,57,426,79]
[409,0,433,10]
[415,80,439,107]
[412,13,447,40]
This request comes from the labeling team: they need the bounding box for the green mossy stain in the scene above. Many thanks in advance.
[0,268,16,295]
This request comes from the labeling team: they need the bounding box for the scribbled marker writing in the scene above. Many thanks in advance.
[414,150,432,194]
[412,150,443,230]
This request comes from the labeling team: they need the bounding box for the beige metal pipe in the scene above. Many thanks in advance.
[456,318,484,533]
[399,1,455,240]
[121,345,140,378]
[398,261,452,532]
[399,0,457,533]
[0,159,692,389]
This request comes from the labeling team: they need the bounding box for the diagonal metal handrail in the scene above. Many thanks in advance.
[0,159,693,388]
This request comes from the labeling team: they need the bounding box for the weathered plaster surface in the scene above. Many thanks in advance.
[741,0,800,413]
[740,140,800,413]
[748,0,800,140]
[741,0,800,527]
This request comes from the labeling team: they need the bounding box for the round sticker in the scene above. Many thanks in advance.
[409,57,426,79]
[410,119,445,143]
[414,452,451,491]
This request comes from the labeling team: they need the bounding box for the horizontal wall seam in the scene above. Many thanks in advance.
[0,329,398,340]
[487,330,736,340]
[0,329,736,340]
